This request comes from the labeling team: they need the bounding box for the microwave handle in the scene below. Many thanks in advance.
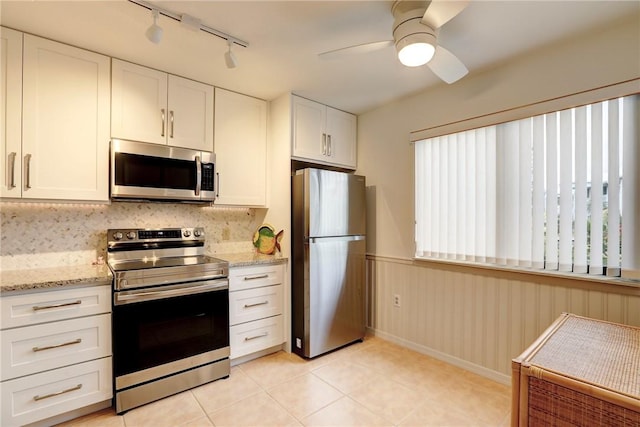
[195,155,201,196]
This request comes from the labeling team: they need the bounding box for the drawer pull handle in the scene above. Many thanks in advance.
[245,332,268,341]
[244,301,268,308]
[32,300,82,311]
[244,274,268,281]
[34,384,82,401]
[33,338,82,352]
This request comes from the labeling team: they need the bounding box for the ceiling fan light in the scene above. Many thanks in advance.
[393,15,437,67]
[146,9,163,44]
[398,42,435,67]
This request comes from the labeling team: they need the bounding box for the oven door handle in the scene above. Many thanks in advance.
[114,279,228,305]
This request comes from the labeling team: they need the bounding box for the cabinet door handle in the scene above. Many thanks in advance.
[33,338,82,352]
[161,109,166,137]
[244,301,268,308]
[7,152,16,189]
[170,110,174,138]
[216,172,220,198]
[243,274,268,281]
[34,384,82,402]
[244,332,268,341]
[24,153,32,189]
[327,135,332,156]
[32,299,82,311]
[195,155,201,196]
[322,133,327,155]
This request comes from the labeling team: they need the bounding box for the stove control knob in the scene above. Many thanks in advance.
[194,229,203,237]
[183,230,191,237]
[126,231,136,240]
[113,231,123,240]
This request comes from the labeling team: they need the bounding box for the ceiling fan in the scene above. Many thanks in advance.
[319,0,470,84]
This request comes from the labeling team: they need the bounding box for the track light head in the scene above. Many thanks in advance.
[146,9,163,44]
[225,40,238,69]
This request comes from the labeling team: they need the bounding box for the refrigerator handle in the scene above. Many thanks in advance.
[307,235,365,244]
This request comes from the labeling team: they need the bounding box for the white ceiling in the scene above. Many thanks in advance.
[1,1,638,114]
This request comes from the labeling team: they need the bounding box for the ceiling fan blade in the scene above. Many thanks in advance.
[421,0,470,29]
[427,45,468,84]
[318,40,393,60]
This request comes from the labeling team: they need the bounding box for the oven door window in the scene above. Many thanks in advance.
[114,152,197,190]
[113,288,229,377]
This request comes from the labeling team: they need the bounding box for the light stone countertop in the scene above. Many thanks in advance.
[0,252,287,295]
[215,252,288,268]
[0,264,112,295]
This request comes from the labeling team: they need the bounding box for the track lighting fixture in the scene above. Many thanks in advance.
[225,40,238,69]
[130,0,249,67]
[145,9,163,44]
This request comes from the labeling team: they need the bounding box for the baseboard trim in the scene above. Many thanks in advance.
[24,399,112,427]
[230,344,284,366]
[368,327,511,386]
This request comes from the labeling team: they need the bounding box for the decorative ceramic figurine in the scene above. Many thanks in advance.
[253,224,284,254]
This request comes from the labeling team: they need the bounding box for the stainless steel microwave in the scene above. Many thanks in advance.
[110,139,216,203]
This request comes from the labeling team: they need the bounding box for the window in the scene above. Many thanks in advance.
[414,94,639,280]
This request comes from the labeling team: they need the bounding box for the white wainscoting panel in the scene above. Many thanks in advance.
[367,256,640,383]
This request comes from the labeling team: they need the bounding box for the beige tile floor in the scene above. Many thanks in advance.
[57,337,512,427]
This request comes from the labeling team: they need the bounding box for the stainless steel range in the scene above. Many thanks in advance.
[107,227,230,414]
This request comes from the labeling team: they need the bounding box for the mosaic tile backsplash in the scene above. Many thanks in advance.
[0,201,266,271]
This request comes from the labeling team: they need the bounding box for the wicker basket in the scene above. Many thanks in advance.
[511,313,640,426]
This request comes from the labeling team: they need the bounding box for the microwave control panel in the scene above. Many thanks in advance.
[202,163,215,191]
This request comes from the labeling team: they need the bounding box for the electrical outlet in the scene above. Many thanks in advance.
[393,294,400,307]
[296,338,302,348]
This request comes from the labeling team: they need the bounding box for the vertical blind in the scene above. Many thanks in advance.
[415,94,639,279]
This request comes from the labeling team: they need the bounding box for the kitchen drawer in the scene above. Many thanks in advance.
[230,315,284,359]
[1,285,111,329]
[229,264,284,292]
[229,285,283,326]
[1,357,112,427]
[1,314,111,381]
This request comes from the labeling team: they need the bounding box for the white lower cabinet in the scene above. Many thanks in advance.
[228,263,285,360]
[1,358,112,427]
[230,316,284,359]
[1,314,111,381]
[0,286,112,427]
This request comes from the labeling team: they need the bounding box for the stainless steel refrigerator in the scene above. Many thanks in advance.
[292,168,366,358]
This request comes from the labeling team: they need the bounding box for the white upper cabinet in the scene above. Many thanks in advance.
[292,96,326,162]
[291,95,356,169]
[0,27,23,198]
[168,75,214,151]
[111,59,214,152]
[16,34,111,201]
[326,106,357,168]
[111,60,167,145]
[214,88,267,207]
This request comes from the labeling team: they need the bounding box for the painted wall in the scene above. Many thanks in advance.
[358,15,640,259]
[357,14,640,381]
